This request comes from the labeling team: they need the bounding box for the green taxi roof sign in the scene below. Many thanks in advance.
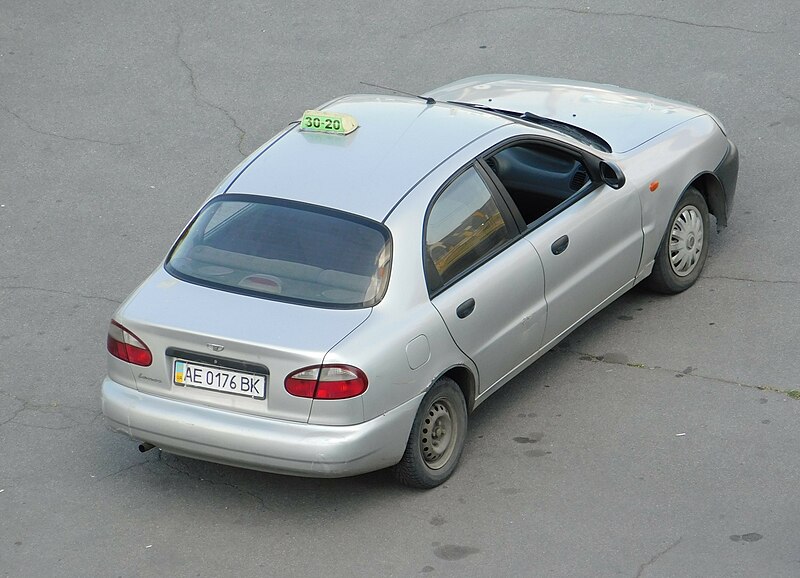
[300,110,358,135]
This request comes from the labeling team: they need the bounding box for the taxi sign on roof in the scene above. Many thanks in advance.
[300,110,358,135]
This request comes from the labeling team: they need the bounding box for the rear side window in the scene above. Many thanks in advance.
[166,195,392,308]
[425,167,513,290]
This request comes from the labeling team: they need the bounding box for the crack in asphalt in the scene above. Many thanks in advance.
[703,274,799,286]
[565,349,797,397]
[635,537,683,578]
[417,5,775,35]
[159,456,271,510]
[95,460,152,481]
[174,21,247,157]
[93,448,269,507]
[0,102,129,146]
[0,403,27,428]
[0,389,102,430]
[0,285,122,305]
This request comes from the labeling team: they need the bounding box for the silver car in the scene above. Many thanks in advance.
[102,75,738,488]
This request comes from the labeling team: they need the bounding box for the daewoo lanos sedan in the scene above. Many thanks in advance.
[102,75,738,488]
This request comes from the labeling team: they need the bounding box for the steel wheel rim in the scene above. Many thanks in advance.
[669,205,704,277]
[420,397,458,470]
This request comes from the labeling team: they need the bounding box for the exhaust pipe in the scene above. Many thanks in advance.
[138,442,156,453]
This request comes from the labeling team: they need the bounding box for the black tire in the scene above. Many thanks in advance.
[392,377,467,489]
[647,187,710,294]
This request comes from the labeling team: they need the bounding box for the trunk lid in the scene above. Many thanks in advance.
[114,267,370,423]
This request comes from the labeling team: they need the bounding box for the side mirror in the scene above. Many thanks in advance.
[599,161,626,189]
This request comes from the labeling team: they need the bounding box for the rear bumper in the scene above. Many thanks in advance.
[101,377,420,478]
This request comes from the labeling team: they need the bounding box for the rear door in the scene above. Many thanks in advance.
[426,165,547,393]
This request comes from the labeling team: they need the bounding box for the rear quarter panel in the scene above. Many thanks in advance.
[318,185,473,424]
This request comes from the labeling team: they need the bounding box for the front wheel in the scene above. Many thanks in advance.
[392,377,467,489]
[647,187,710,294]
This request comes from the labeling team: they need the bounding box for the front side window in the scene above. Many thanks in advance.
[425,167,513,290]
[485,143,593,226]
[166,195,392,308]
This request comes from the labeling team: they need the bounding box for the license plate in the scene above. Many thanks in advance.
[173,359,266,400]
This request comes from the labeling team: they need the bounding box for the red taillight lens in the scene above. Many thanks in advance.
[284,367,319,398]
[284,365,368,400]
[106,320,152,367]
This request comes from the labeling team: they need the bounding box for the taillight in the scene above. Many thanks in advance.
[107,320,152,367]
[284,365,368,399]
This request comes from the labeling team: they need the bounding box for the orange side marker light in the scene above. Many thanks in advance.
[649,180,660,192]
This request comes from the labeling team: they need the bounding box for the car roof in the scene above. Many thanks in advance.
[225,94,511,220]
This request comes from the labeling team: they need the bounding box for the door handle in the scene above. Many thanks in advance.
[456,298,476,319]
[551,235,569,255]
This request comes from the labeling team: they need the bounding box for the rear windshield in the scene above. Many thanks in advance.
[166,195,392,308]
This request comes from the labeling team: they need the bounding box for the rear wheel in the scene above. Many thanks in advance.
[393,377,467,489]
[647,187,710,294]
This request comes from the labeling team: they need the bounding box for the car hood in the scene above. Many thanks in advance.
[427,75,706,153]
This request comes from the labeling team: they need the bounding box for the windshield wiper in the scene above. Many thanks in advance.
[449,102,611,152]
[519,112,611,152]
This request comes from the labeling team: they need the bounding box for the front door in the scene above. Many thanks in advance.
[525,183,643,345]
[481,140,643,347]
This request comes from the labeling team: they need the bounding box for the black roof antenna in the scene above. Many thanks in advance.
[360,81,436,105]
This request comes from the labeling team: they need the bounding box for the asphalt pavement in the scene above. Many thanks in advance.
[1,1,799,576]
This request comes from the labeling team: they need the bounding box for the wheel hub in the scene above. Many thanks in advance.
[669,205,704,277]
[420,400,457,469]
